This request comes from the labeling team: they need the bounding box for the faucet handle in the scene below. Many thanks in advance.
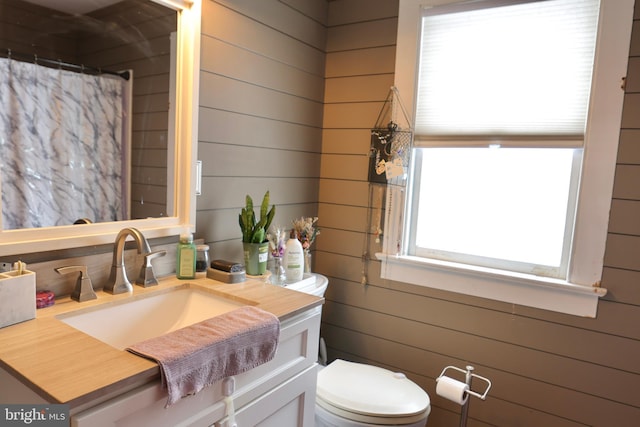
[137,250,167,288]
[55,265,97,302]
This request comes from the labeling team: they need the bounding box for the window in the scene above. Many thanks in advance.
[380,0,634,317]
[410,147,580,278]
[409,0,597,278]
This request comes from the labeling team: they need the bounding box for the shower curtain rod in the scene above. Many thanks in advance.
[2,49,130,81]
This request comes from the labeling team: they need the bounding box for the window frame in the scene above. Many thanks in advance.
[378,0,634,317]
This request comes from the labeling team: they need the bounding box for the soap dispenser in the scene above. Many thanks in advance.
[177,233,196,279]
[283,229,304,283]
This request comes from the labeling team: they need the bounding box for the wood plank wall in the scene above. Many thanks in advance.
[316,0,640,426]
[0,0,77,61]
[195,0,327,263]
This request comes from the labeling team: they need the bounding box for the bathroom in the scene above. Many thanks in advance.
[0,0,639,426]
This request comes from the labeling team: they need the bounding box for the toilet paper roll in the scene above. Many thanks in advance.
[436,376,469,405]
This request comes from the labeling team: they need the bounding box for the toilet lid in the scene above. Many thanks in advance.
[317,359,430,418]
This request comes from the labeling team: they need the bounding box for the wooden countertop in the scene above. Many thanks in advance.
[0,275,323,410]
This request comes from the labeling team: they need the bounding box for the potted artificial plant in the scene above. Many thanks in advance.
[239,191,275,275]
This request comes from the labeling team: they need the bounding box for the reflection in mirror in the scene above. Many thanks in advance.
[0,0,176,229]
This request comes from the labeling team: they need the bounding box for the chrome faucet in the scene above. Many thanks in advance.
[104,227,165,294]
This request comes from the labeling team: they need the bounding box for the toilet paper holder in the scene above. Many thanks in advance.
[436,365,492,401]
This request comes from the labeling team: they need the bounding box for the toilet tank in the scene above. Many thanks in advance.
[284,274,328,297]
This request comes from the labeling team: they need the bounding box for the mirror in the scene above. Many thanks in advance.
[0,0,200,255]
[3,0,174,228]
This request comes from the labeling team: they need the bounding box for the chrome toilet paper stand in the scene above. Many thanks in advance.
[437,365,492,427]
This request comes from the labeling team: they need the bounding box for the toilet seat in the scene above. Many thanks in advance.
[316,359,431,425]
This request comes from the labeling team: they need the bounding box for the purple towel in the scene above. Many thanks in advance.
[126,306,280,406]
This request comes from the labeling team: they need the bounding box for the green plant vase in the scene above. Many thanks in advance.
[243,242,269,276]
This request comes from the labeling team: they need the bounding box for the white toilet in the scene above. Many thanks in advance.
[284,275,431,427]
[315,359,431,427]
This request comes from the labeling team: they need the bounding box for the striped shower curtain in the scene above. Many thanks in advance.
[0,57,128,229]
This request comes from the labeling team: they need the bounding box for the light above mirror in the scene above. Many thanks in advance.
[0,0,200,255]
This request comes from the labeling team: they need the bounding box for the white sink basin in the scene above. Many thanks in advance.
[57,285,245,350]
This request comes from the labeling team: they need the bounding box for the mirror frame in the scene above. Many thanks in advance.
[0,0,201,256]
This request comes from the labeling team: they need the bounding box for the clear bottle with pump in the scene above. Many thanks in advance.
[283,229,304,283]
[177,233,196,279]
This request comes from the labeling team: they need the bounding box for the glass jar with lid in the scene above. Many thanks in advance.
[195,244,210,272]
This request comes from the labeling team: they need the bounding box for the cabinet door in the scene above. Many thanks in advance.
[215,365,317,427]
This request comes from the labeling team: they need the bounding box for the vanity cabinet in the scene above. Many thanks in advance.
[215,365,317,427]
[71,308,320,427]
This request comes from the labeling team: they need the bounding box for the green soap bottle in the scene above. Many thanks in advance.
[177,233,196,279]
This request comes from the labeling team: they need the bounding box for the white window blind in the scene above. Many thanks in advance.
[415,0,600,140]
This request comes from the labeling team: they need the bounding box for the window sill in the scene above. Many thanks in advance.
[376,253,607,318]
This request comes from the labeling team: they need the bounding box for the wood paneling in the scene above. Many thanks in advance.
[201,0,325,75]
[282,0,328,23]
[214,0,327,51]
[601,267,640,304]
[201,37,325,102]
[609,199,640,235]
[321,128,371,154]
[618,129,640,163]
[325,74,394,102]
[327,0,399,25]
[196,0,326,264]
[326,18,397,52]
[323,101,385,128]
[199,109,321,152]
[0,0,77,61]
[200,73,324,126]
[326,46,396,77]
[199,143,321,178]
[198,2,326,248]
[613,164,640,199]
[319,153,369,180]
[318,178,369,206]
[630,20,640,56]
